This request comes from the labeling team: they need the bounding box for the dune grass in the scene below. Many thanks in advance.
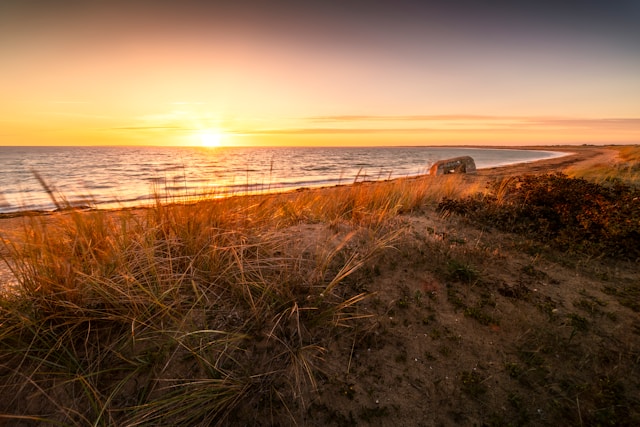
[3,148,636,425]
[565,145,640,185]
[0,173,480,425]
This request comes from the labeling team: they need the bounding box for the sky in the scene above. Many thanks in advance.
[1,0,639,147]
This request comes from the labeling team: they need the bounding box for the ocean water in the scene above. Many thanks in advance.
[0,146,566,214]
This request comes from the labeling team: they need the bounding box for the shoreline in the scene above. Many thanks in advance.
[0,145,571,216]
[0,145,616,269]
[0,145,617,228]
[0,145,598,219]
[0,146,617,234]
[477,145,615,175]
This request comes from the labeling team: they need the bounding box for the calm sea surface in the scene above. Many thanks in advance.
[0,146,566,214]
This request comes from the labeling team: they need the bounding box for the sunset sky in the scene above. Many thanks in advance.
[1,0,639,147]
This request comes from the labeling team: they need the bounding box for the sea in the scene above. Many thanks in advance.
[0,146,566,214]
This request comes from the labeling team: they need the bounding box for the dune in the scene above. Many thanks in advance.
[0,144,638,425]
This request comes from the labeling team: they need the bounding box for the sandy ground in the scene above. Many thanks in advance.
[476,145,617,176]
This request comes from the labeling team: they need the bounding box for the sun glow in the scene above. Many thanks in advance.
[198,131,224,147]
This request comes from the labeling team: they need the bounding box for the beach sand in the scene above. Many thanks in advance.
[475,144,618,176]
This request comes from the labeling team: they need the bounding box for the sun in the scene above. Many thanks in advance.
[198,131,224,147]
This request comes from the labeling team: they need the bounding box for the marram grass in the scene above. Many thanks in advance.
[565,145,640,185]
[5,156,635,425]
[0,173,473,425]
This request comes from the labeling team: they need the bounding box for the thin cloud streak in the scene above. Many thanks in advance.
[525,118,640,127]
[307,115,640,125]
[307,115,520,122]
[112,126,189,131]
[244,116,640,136]
[237,128,568,136]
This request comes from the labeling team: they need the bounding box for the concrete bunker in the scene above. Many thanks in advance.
[429,156,477,176]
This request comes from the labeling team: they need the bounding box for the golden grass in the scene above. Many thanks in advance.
[616,145,640,163]
[0,172,479,425]
[565,145,640,185]
[3,148,634,424]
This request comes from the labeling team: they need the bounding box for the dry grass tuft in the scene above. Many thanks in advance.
[1,172,467,425]
[565,145,640,185]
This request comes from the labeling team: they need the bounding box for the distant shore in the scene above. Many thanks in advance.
[476,145,617,176]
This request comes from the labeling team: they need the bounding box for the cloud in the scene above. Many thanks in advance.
[307,115,640,124]
[111,126,189,131]
[111,109,223,134]
[239,127,531,135]
[243,115,640,136]
[525,118,640,128]
[241,128,412,135]
[49,101,91,105]
[307,115,510,122]
[170,102,207,106]
[303,115,640,129]
[108,114,640,138]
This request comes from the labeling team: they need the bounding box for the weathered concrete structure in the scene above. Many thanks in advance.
[429,156,477,176]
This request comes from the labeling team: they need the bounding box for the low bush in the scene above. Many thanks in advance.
[439,173,640,260]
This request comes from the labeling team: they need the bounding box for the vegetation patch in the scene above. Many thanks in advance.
[460,370,487,397]
[0,198,397,425]
[446,259,479,284]
[438,173,640,260]
[603,284,640,312]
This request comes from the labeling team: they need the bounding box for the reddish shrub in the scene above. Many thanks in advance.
[438,174,640,260]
